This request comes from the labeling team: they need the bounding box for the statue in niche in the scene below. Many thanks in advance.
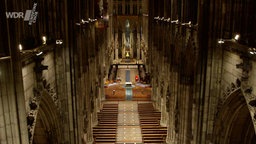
[174,105,179,133]
[236,78,241,87]
[88,85,94,113]
[95,81,99,98]
[83,111,88,133]
[166,88,170,112]
[155,77,159,87]
[160,81,164,98]
[125,20,130,48]
[90,96,94,113]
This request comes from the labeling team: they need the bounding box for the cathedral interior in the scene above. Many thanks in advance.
[1,0,256,144]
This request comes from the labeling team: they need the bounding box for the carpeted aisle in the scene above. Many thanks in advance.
[126,70,130,82]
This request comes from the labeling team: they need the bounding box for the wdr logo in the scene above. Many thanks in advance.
[6,3,38,25]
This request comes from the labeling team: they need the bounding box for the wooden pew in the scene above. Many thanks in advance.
[93,127,116,130]
[94,137,116,143]
[142,130,167,134]
[142,133,167,137]
[93,103,118,143]
[143,139,166,143]
[93,131,116,134]
[138,103,167,143]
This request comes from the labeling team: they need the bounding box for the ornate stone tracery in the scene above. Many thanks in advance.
[27,69,60,143]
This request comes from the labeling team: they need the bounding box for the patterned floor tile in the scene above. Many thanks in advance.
[117,101,142,143]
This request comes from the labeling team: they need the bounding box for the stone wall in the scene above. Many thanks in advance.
[22,52,56,113]
[22,63,36,113]
[221,51,243,100]
[0,60,27,144]
[248,61,256,96]
[42,52,56,89]
[21,51,60,143]
[147,0,256,143]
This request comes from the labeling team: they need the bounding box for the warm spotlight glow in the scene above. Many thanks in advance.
[143,13,148,17]
[19,44,23,51]
[42,36,47,44]
[102,15,109,21]
[248,48,256,55]
[81,19,89,24]
[165,18,170,22]
[125,52,130,58]
[56,40,63,45]
[171,19,179,24]
[218,39,225,44]
[154,16,160,20]
[234,34,240,41]
[36,51,43,56]
[181,21,192,26]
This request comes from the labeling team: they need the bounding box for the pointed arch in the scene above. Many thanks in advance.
[213,89,256,144]
[33,91,62,144]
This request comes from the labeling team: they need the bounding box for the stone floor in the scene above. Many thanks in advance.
[116,101,143,143]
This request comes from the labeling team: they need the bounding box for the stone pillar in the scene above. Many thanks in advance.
[166,71,179,144]
[122,1,125,15]
[0,56,29,144]
[114,33,119,61]
[130,33,133,58]
[137,33,141,60]
[160,97,167,126]
[92,59,98,127]
[86,113,93,144]
[122,32,125,58]
[101,45,105,100]
[111,47,115,62]
[141,51,144,62]
[0,60,22,144]
[151,78,158,108]
[115,48,118,61]
[160,65,168,126]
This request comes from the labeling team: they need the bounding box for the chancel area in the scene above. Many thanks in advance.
[0,0,256,144]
